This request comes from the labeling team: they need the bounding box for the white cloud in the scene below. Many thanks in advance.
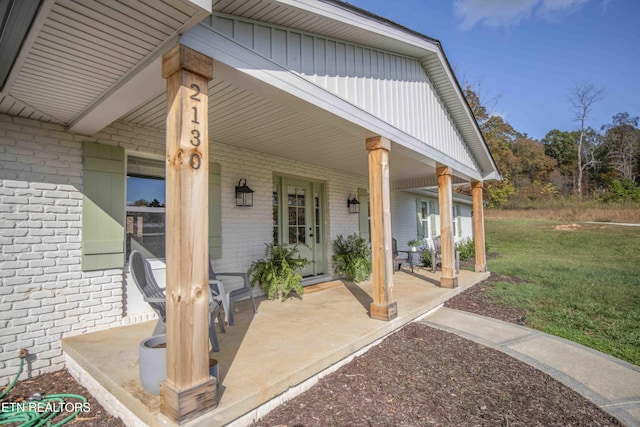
[454,0,589,29]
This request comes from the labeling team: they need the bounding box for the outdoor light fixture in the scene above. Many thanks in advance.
[235,178,254,207]
[347,194,360,214]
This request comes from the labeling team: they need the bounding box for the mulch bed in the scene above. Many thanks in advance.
[254,322,620,427]
[0,369,124,427]
[1,273,623,426]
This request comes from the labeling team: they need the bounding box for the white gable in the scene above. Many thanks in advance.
[209,15,479,174]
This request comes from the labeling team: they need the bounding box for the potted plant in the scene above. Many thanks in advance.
[407,239,422,252]
[249,243,309,300]
[332,233,372,282]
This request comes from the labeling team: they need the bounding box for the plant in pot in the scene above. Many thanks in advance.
[248,243,309,300]
[332,233,372,282]
[408,239,422,252]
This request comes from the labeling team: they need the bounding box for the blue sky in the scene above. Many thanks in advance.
[345,0,639,141]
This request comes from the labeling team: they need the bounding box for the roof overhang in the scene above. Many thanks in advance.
[0,0,500,183]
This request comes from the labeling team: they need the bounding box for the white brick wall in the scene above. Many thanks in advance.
[0,115,123,386]
[211,142,366,274]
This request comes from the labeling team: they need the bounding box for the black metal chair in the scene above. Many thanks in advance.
[392,237,408,272]
[209,259,257,326]
[129,250,225,352]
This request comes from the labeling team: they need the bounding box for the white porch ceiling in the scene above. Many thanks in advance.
[121,75,438,182]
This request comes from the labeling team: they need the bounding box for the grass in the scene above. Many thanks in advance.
[484,218,640,366]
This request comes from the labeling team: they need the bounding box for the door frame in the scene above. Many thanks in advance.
[272,174,327,278]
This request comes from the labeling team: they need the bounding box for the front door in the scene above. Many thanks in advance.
[274,176,325,277]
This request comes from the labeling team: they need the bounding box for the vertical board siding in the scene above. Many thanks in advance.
[210,16,476,170]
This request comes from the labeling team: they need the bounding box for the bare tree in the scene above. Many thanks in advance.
[570,82,606,198]
[602,113,640,182]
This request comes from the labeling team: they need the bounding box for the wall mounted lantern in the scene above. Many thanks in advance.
[347,194,360,214]
[235,178,254,207]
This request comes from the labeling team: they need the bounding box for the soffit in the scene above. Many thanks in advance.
[1,0,205,125]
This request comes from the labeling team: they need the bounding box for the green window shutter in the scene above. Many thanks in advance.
[357,188,369,242]
[416,198,424,240]
[82,142,125,271]
[209,163,222,259]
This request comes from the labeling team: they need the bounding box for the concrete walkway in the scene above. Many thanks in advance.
[423,307,640,427]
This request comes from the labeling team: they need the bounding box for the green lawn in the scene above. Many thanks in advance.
[484,218,640,366]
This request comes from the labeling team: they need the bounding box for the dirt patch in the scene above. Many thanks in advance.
[554,223,581,231]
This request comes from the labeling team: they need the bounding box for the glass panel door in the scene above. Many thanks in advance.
[277,177,325,277]
[285,183,313,276]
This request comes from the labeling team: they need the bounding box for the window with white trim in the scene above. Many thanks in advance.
[421,200,437,239]
[125,156,166,259]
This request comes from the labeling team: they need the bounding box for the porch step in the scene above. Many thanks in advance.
[302,274,335,287]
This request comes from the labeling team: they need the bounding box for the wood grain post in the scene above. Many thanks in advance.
[160,44,216,422]
[366,136,397,321]
[436,166,458,289]
[471,181,487,273]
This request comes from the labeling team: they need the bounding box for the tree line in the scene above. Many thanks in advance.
[462,83,640,207]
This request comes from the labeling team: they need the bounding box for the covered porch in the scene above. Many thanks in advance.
[0,0,500,422]
[63,269,489,426]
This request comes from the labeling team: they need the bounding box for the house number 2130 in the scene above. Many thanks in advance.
[189,83,202,170]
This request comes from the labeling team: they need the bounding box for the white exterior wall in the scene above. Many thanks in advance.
[0,116,124,385]
[457,203,473,244]
[0,115,367,384]
[91,122,368,315]
[209,15,478,171]
[390,190,473,250]
[390,191,419,251]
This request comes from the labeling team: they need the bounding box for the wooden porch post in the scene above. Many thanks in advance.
[160,44,216,421]
[366,136,397,321]
[471,181,487,273]
[436,166,458,288]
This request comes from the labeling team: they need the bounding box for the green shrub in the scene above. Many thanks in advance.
[332,233,372,282]
[420,238,483,266]
[420,250,432,268]
[248,243,309,300]
[597,179,640,203]
[455,238,475,261]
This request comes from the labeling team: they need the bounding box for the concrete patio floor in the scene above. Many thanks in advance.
[62,268,489,426]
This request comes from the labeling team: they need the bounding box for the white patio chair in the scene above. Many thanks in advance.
[429,236,460,274]
[209,259,257,326]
